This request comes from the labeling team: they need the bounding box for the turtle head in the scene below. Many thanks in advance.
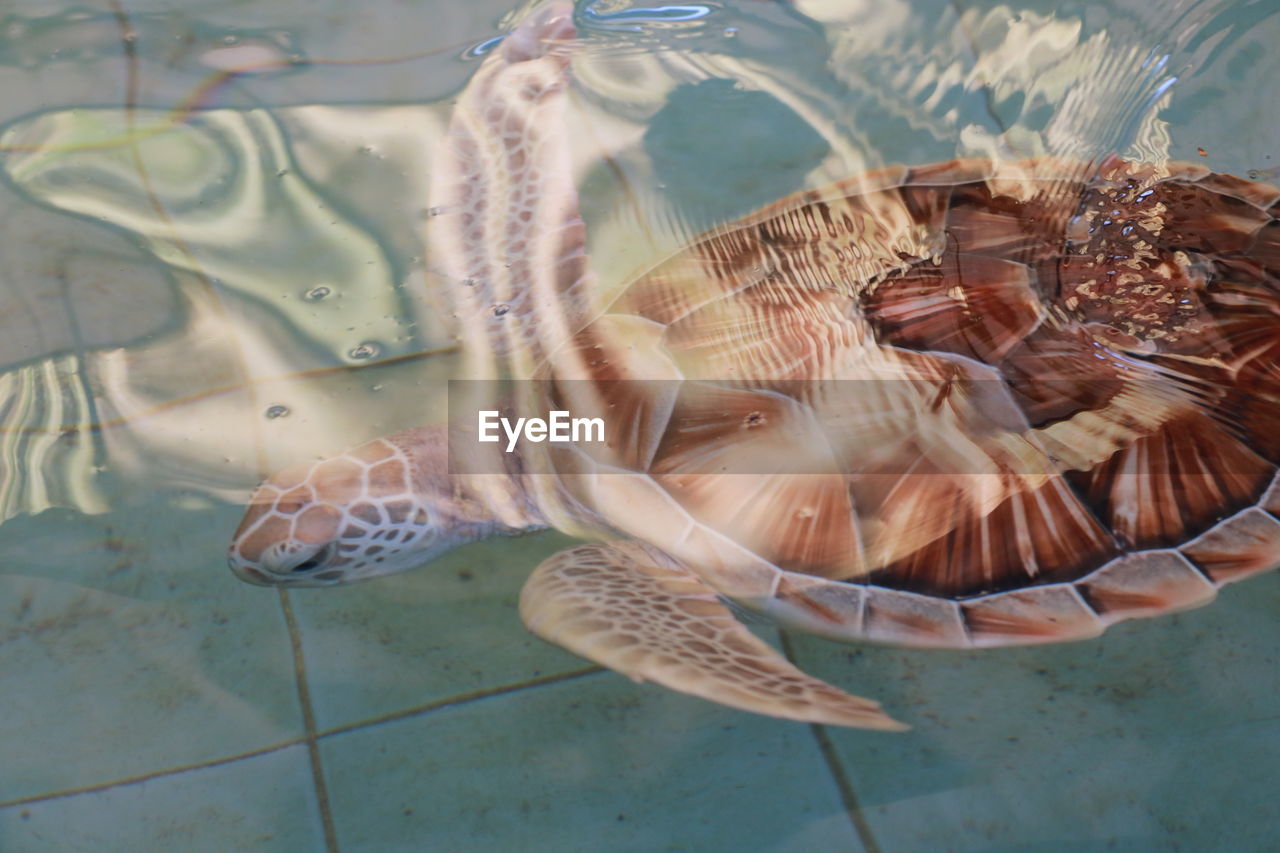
[227,427,521,587]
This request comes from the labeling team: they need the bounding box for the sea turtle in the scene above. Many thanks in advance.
[227,3,1280,729]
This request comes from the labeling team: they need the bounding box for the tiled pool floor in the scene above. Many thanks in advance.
[2,486,1277,851]
[3,0,1280,849]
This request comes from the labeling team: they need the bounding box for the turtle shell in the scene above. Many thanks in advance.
[535,155,1280,648]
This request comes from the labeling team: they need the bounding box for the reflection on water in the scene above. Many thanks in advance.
[0,0,1278,849]
[1,0,1269,521]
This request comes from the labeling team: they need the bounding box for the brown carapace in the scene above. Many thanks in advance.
[611,155,1280,608]
[229,2,1280,730]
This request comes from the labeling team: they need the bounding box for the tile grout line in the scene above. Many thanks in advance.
[778,633,885,853]
[0,740,307,810]
[0,666,604,812]
[317,665,604,739]
[278,588,340,853]
[808,723,886,853]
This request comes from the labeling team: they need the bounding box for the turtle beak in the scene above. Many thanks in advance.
[229,559,273,586]
[227,539,345,586]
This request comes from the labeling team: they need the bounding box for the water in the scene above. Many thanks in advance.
[0,0,1278,849]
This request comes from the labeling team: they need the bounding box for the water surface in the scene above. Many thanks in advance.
[0,0,1277,850]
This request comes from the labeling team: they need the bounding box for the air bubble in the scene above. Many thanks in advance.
[265,405,290,419]
[304,285,332,301]
[465,35,504,59]
[349,342,381,360]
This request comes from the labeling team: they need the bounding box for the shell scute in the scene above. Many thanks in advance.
[649,382,861,578]
[1146,179,1270,254]
[1193,171,1280,211]
[1066,415,1274,551]
[863,252,1041,363]
[1251,220,1280,274]
[1075,550,1216,622]
[865,475,1116,598]
[860,586,968,647]
[961,585,1103,646]
[1179,507,1280,585]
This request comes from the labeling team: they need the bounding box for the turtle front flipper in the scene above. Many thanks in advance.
[518,542,907,730]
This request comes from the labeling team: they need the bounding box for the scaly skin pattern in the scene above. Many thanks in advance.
[229,427,543,584]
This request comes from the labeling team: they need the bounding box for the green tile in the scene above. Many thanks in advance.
[0,745,323,852]
[787,574,1280,851]
[0,493,302,802]
[321,671,864,853]
[290,532,603,731]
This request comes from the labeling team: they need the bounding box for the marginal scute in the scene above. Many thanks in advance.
[766,573,865,636]
[961,585,1103,646]
[860,586,968,648]
[1179,508,1280,585]
[1076,549,1217,622]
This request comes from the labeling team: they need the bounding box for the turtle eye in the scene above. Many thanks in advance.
[291,543,335,573]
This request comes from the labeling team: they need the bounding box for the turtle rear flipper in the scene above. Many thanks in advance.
[518,541,907,730]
